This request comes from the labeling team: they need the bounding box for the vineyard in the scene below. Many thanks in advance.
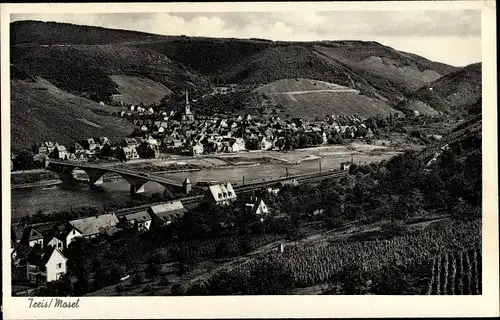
[110,232,285,266]
[182,219,481,295]
[426,246,482,295]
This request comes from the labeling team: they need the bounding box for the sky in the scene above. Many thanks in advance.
[11,10,481,67]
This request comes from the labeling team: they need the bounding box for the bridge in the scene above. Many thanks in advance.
[46,159,188,196]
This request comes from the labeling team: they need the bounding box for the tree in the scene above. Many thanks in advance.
[109,268,122,284]
[73,271,90,296]
[99,144,113,157]
[13,149,35,170]
[145,263,159,279]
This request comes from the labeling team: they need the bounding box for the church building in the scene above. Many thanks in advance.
[181,90,195,123]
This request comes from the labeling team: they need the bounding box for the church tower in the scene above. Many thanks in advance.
[181,89,195,122]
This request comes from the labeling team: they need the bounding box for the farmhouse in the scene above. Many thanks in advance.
[26,247,67,285]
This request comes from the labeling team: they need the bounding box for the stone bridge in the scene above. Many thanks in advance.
[46,159,190,196]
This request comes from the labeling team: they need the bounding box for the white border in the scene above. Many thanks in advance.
[1,2,498,319]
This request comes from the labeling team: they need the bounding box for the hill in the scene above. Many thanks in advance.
[10,77,136,149]
[11,43,210,103]
[251,78,401,119]
[396,63,482,116]
[10,20,166,45]
[137,39,458,105]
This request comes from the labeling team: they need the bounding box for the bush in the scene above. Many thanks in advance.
[115,284,126,293]
[130,273,143,286]
[141,284,153,293]
[145,263,159,279]
[159,276,171,286]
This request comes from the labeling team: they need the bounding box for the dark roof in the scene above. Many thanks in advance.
[20,226,44,244]
[27,246,64,268]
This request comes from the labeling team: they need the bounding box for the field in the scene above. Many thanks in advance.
[110,75,172,105]
[182,219,481,295]
[251,78,401,119]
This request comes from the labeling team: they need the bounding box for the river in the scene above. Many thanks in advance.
[11,151,400,219]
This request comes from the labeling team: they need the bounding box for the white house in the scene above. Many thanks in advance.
[190,142,204,156]
[245,197,270,217]
[260,137,273,150]
[26,247,67,285]
[231,138,246,152]
[204,183,237,206]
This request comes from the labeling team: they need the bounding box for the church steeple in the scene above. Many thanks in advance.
[185,89,189,107]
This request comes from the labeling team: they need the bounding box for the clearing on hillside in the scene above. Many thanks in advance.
[252,78,401,119]
[110,75,173,105]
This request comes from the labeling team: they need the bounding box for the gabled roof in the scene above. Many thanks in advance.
[69,213,119,237]
[124,211,152,223]
[148,201,187,222]
[148,201,185,214]
[20,226,44,243]
[27,246,67,268]
[207,183,237,202]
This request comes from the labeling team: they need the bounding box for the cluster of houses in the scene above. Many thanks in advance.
[115,91,385,157]
[11,180,275,287]
[12,89,394,170]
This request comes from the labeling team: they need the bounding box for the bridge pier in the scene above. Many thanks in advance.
[84,168,106,186]
[121,175,148,196]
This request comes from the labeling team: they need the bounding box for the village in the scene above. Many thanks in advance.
[11,89,395,171]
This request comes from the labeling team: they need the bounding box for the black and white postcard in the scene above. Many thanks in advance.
[1,1,498,319]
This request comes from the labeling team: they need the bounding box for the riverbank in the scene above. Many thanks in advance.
[11,179,62,190]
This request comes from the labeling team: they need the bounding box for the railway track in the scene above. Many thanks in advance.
[12,169,348,231]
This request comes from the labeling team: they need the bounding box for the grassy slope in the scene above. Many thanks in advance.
[397,63,482,115]
[10,78,135,149]
[252,78,400,119]
[109,75,173,105]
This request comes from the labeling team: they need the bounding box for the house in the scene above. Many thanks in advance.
[26,247,67,285]
[120,138,140,149]
[340,162,351,171]
[190,142,204,156]
[45,225,83,250]
[45,234,65,252]
[204,183,237,206]
[51,145,68,160]
[122,211,152,231]
[44,141,58,154]
[97,137,110,146]
[231,138,246,152]
[147,201,187,228]
[244,197,270,217]
[32,143,49,155]
[279,179,299,188]
[260,137,273,150]
[81,138,98,152]
[20,226,44,248]
[118,146,140,161]
[69,213,120,239]
[71,142,85,155]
